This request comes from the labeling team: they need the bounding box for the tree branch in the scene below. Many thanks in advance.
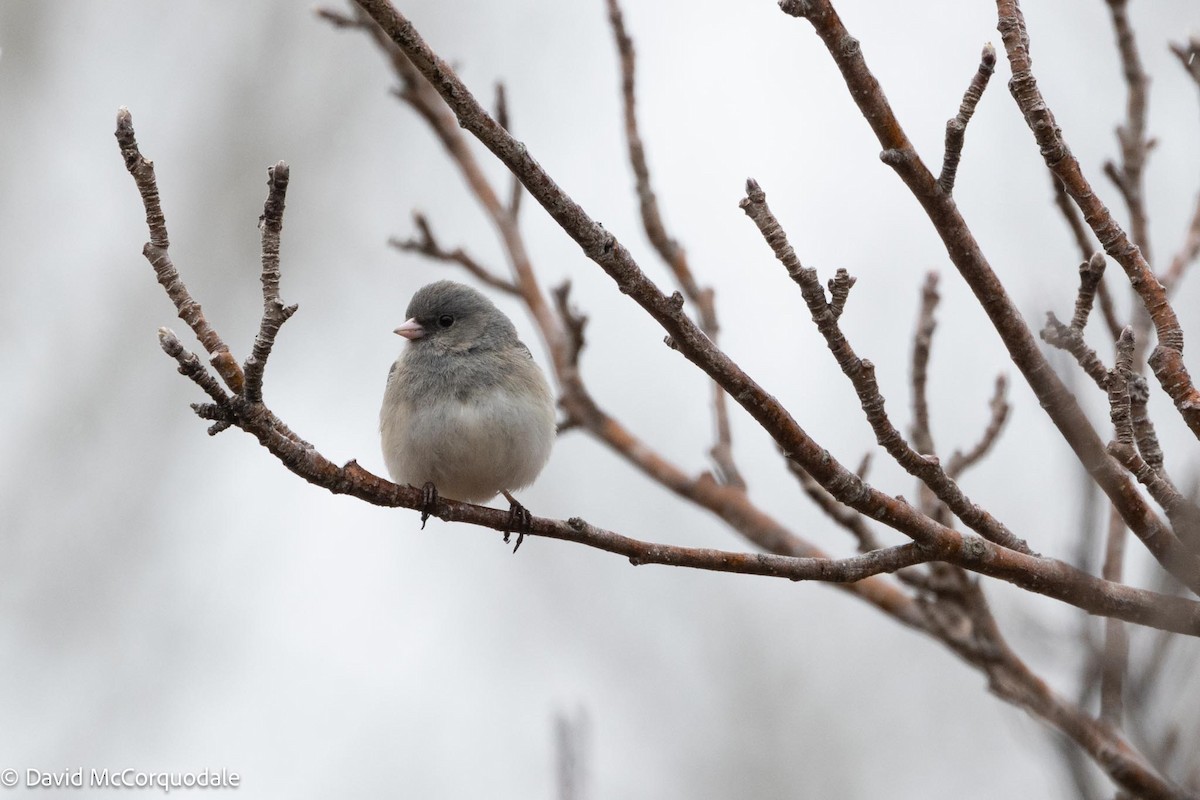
[115,108,244,393]
[938,43,996,194]
[775,0,1200,593]
[997,0,1200,441]
[243,162,298,404]
[605,0,743,489]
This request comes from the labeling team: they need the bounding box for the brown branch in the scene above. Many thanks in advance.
[1163,194,1200,295]
[1103,0,1153,268]
[946,374,1011,480]
[115,108,244,394]
[1072,252,1108,331]
[160,303,1200,639]
[243,162,298,404]
[605,0,743,490]
[1041,312,1109,390]
[827,268,855,321]
[997,0,1200,442]
[1107,330,1200,552]
[1050,175,1123,339]
[167,327,936,584]
[1099,506,1129,727]
[1169,35,1200,90]
[910,272,939,458]
[784,457,882,553]
[770,0,1197,591]
[1129,373,1163,472]
[493,82,524,217]
[938,43,996,194]
[389,212,520,295]
[741,179,1031,554]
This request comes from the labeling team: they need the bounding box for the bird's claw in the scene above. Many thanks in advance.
[502,490,532,553]
[420,481,439,530]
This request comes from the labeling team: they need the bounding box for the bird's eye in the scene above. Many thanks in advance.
[438,315,454,328]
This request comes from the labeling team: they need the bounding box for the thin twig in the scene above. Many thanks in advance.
[775,0,1196,594]
[605,0,743,489]
[741,179,1031,554]
[910,272,939,458]
[1099,505,1129,727]
[1103,0,1154,270]
[939,43,996,194]
[946,375,1011,479]
[243,162,299,404]
[493,82,524,217]
[389,213,520,295]
[1162,194,1200,295]
[784,456,883,553]
[115,108,244,393]
[1050,175,1123,339]
[997,0,1200,441]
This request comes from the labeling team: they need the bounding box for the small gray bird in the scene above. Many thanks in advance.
[380,280,556,542]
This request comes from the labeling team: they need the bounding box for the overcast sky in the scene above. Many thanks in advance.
[1,1,1198,798]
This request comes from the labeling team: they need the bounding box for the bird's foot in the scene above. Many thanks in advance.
[419,482,439,530]
[502,490,532,553]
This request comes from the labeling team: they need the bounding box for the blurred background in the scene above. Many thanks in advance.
[1,1,1198,797]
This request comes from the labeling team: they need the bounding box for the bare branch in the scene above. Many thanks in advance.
[1041,311,1110,390]
[946,375,1011,480]
[1072,252,1108,331]
[772,0,1195,592]
[997,0,1200,441]
[1099,506,1129,727]
[115,108,244,393]
[605,0,743,489]
[243,162,299,405]
[910,272,939,458]
[1103,0,1154,267]
[1169,35,1200,90]
[740,179,1031,554]
[493,82,524,217]
[389,212,520,295]
[939,42,996,194]
[827,268,856,321]
[1050,175,1123,339]
[784,456,883,553]
[1162,194,1200,295]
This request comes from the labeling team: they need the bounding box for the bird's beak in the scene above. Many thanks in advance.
[394,318,426,340]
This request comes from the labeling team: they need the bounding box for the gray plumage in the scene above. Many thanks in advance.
[380,280,556,503]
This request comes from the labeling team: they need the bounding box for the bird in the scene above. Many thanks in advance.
[380,280,556,548]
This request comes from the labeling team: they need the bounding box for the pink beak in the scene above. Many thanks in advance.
[394,318,425,340]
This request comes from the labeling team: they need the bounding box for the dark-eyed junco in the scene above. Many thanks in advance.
[380,280,556,538]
